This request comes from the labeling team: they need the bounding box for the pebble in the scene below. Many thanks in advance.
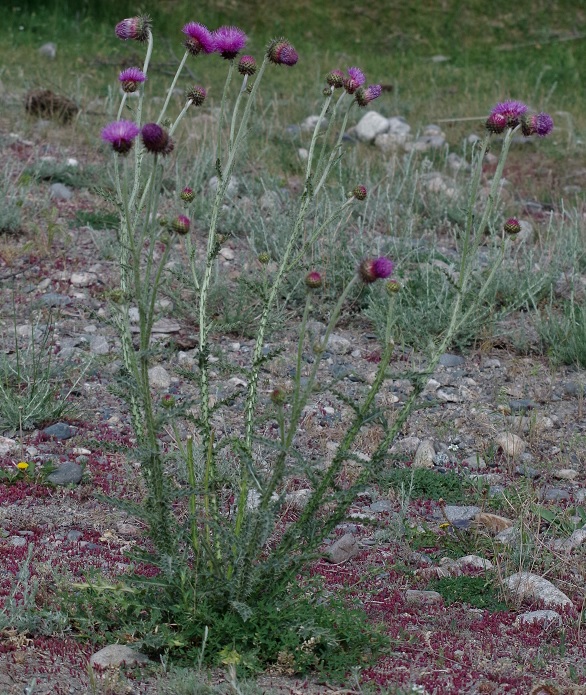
[369,500,393,513]
[455,555,493,571]
[67,530,83,542]
[438,353,465,367]
[219,247,235,261]
[390,436,421,455]
[540,487,571,502]
[443,505,481,524]
[482,358,501,369]
[38,42,57,59]
[151,318,180,333]
[47,461,83,485]
[50,182,72,200]
[89,335,109,355]
[90,644,150,669]
[461,454,486,470]
[325,533,359,564]
[9,536,27,547]
[326,334,351,355]
[43,422,74,440]
[495,526,520,546]
[551,528,586,552]
[554,468,578,481]
[40,293,72,307]
[509,399,536,413]
[148,365,171,389]
[504,572,572,610]
[300,115,327,132]
[0,436,17,455]
[70,272,97,287]
[515,464,540,479]
[564,382,584,397]
[413,439,435,469]
[515,610,562,628]
[495,431,526,458]
[405,590,442,605]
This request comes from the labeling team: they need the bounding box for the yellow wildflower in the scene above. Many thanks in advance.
[16,462,29,471]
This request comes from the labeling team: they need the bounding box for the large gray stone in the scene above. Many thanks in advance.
[47,461,83,486]
[354,111,389,143]
[504,572,572,610]
[90,644,150,669]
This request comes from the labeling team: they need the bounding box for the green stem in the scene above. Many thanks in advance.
[216,60,235,170]
[157,50,189,124]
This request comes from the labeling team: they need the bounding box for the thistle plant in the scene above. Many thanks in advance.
[91,13,554,669]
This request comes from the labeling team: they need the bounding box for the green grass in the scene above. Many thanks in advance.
[384,468,470,503]
[425,575,508,610]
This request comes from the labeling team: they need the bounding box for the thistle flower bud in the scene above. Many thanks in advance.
[326,69,345,89]
[161,394,175,408]
[521,112,554,137]
[141,123,174,155]
[115,15,151,42]
[238,55,257,76]
[344,67,365,94]
[270,386,287,406]
[486,100,528,131]
[267,38,298,66]
[503,217,521,234]
[186,85,207,106]
[258,252,270,264]
[305,271,323,289]
[355,84,382,107]
[385,279,401,295]
[359,257,394,284]
[352,184,367,201]
[180,187,195,203]
[486,112,507,134]
[172,215,190,235]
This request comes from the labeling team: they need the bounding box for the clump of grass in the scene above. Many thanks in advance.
[426,575,507,611]
[384,468,469,504]
[538,299,586,368]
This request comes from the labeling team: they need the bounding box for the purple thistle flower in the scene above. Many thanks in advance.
[118,67,146,93]
[141,123,174,155]
[359,256,394,283]
[213,26,247,60]
[326,69,345,89]
[101,120,140,154]
[522,112,554,137]
[115,15,151,42]
[355,84,382,107]
[267,39,298,66]
[486,112,507,134]
[238,55,257,76]
[305,271,323,289]
[488,100,528,128]
[182,22,215,56]
[344,67,366,94]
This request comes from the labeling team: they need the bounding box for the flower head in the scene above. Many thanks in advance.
[486,112,507,134]
[118,67,146,93]
[213,26,247,60]
[359,256,394,283]
[141,123,174,155]
[522,112,554,137]
[305,271,323,289]
[180,187,195,203]
[355,84,382,107]
[267,38,298,66]
[504,217,521,234]
[172,215,190,235]
[238,55,257,76]
[326,69,345,89]
[186,85,207,106]
[101,120,140,154]
[16,461,29,470]
[258,252,270,264]
[385,279,401,294]
[344,67,366,94]
[487,100,528,131]
[182,22,215,55]
[352,185,367,201]
[115,15,151,42]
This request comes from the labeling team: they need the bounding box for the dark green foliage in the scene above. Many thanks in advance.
[538,300,586,368]
[426,575,507,611]
[70,574,387,679]
[384,468,467,503]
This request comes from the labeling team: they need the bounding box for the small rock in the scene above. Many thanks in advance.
[148,365,171,389]
[43,422,74,440]
[482,358,501,369]
[438,353,465,367]
[300,115,327,132]
[70,272,96,287]
[47,461,83,485]
[551,528,586,553]
[369,500,393,513]
[38,42,57,59]
[90,644,150,669]
[390,436,421,455]
[515,464,540,479]
[504,572,572,610]
[474,512,514,534]
[298,147,308,161]
[219,247,235,261]
[509,399,536,413]
[405,590,442,605]
[326,334,351,355]
[354,111,389,143]
[0,436,17,455]
[50,183,73,201]
[67,530,83,542]
[462,454,486,470]
[554,468,578,481]
[89,335,109,355]
[151,318,180,333]
[326,533,359,564]
[40,293,72,307]
[413,439,435,469]
[495,525,520,546]
[443,505,481,524]
[496,432,526,458]
[285,489,311,510]
[455,555,493,571]
[515,610,562,628]
[10,536,27,547]
[541,487,571,503]
[564,382,585,397]
[208,175,239,197]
